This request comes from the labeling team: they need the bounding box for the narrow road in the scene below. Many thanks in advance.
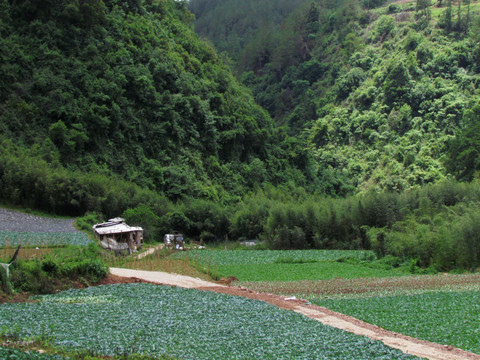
[109,268,480,360]
[109,267,224,288]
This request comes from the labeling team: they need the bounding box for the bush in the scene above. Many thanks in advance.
[366,206,480,271]
[6,244,108,294]
[375,15,396,39]
[336,67,366,100]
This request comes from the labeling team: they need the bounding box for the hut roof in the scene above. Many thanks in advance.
[93,218,142,235]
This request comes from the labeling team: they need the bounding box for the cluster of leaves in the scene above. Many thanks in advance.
[0,283,420,359]
[316,290,480,354]
[0,347,66,359]
[0,244,107,294]
[190,0,480,194]
[0,231,92,247]
[0,0,313,205]
[0,345,175,360]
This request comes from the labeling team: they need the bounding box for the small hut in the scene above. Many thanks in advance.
[93,218,143,253]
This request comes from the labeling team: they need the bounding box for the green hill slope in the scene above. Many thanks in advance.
[190,0,480,194]
[0,0,312,210]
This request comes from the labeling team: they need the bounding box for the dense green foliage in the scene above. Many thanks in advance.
[190,0,480,194]
[0,283,420,359]
[229,181,480,267]
[0,347,173,360]
[2,0,480,273]
[316,290,480,354]
[0,347,66,360]
[0,0,312,208]
[0,244,107,294]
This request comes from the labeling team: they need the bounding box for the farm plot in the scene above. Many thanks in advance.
[173,249,375,265]
[315,290,480,355]
[240,273,480,299]
[0,283,421,360]
[0,231,92,247]
[172,249,408,281]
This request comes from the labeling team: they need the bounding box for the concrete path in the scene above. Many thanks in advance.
[109,267,225,289]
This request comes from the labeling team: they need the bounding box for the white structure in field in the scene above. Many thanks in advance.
[93,218,143,253]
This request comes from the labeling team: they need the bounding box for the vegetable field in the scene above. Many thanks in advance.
[173,249,375,264]
[172,249,409,281]
[240,273,480,299]
[315,290,480,355]
[0,231,92,247]
[0,283,421,360]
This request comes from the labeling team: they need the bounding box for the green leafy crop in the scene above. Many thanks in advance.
[316,290,480,354]
[0,231,92,247]
[0,283,421,359]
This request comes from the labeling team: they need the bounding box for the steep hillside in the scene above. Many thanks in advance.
[0,0,312,210]
[190,0,480,194]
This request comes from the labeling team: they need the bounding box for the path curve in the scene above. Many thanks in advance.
[109,268,480,360]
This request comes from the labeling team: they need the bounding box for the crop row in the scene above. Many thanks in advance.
[0,283,420,360]
[315,290,480,354]
[0,231,92,247]
[214,262,408,282]
[172,249,374,265]
[240,273,480,299]
[171,249,408,282]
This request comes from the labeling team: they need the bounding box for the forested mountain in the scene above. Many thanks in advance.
[1,0,479,269]
[0,0,314,209]
[189,0,480,194]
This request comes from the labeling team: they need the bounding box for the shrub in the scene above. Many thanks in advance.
[336,67,366,100]
[375,15,396,39]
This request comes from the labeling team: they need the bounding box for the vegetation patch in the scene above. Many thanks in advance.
[170,249,411,281]
[0,244,107,297]
[213,262,408,282]
[0,283,420,360]
[0,231,92,247]
[171,249,375,265]
[0,346,66,360]
[240,273,480,298]
[315,290,480,354]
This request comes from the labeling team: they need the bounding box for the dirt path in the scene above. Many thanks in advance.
[109,267,480,360]
[135,244,164,260]
[109,267,225,288]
